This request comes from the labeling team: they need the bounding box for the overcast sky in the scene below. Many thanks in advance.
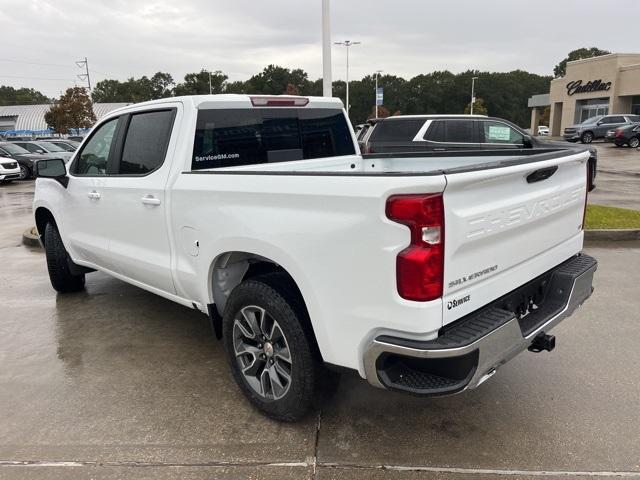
[1,0,638,98]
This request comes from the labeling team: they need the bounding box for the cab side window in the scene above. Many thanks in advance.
[73,118,118,176]
[481,121,524,144]
[118,110,175,175]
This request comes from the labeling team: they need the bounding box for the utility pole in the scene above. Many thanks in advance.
[76,57,91,91]
[334,40,361,118]
[209,71,212,94]
[470,76,478,115]
[322,0,332,97]
[375,70,383,119]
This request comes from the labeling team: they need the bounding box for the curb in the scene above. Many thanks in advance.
[22,227,42,248]
[584,229,640,241]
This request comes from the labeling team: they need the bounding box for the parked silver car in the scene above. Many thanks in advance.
[8,140,73,162]
[563,114,640,144]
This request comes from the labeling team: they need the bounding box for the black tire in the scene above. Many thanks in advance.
[18,165,31,180]
[581,131,594,144]
[44,223,85,293]
[222,272,339,421]
[628,137,640,148]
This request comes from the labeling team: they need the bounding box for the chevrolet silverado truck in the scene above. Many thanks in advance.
[33,95,597,421]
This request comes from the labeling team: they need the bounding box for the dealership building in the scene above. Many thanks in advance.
[529,53,640,135]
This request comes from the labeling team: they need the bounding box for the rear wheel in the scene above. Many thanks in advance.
[628,137,640,148]
[222,272,339,421]
[581,131,594,144]
[44,223,85,293]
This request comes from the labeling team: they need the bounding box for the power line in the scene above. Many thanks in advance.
[0,74,73,81]
[0,57,75,69]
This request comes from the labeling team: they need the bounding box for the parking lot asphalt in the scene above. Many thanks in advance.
[588,142,640,210]
[1,178,639,480]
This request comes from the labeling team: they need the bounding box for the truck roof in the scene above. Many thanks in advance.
[107,94,345,116]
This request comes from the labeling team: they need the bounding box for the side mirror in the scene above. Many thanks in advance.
[34,158,68,188]
[596,121,604,126]
[523,134,534,148]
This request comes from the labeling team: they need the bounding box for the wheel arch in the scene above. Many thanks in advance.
[34,206,56,247]
[208,251,322,354]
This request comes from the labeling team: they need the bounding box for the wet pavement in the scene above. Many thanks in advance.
[1,180,639,479]
[588,142,640,211]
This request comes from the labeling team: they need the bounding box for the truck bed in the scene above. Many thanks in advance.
[187,147,586,176]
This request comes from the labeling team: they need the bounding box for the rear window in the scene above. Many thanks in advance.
[627,115,640,123]
[368,119,425,142]
[192,108,355,170]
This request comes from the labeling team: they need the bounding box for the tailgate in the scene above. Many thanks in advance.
[441,150,589,326]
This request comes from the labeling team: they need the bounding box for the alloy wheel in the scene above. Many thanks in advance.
[19,165,29,180]
[232,305,293,400]
[582,132,593,144]
[629,137,639,148]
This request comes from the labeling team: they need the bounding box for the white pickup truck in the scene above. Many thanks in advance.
[33,95,597,421]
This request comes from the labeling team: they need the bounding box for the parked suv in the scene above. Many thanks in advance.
[563,114,640,144]
[0,157,20,183]
[363,115,598,190]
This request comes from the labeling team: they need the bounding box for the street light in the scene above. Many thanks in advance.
[375,70,383,119]
[322,0,332,97]
[470,76,478,115]
[334,40,361,117]
[209,71,212,95]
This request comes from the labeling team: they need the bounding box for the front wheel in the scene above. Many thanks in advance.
[222,272,339,421]
[44,223,85,293]
[628,137,640,148]
[581,131,594,144]
[18,165,31,180]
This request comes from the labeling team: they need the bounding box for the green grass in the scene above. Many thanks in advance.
[585,205,640,230]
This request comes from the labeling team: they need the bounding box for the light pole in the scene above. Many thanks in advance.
[334,40,361,117]
[322,0,332,97]
[374,70,383,119]
[209,71,212,95]
[470,76,478,115]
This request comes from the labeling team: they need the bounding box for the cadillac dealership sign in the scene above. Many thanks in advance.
[566,79,612,96]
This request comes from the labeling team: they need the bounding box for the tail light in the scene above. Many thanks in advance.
[582,162,589,229]
[615,128,624,138]
[250,96,309,107]
[386,194,444,301]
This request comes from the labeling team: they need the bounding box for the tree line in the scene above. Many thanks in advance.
[87,66,549,127]
[0,48,611,129]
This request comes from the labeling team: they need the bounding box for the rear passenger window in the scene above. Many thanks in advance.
[192,108,355,169]
[369,119,425,142]
[119,110,175,175]
[425,120,475,143]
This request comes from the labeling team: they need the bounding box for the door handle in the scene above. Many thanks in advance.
[141,195,161,206]
[87,191,101,200]
[526,166,558,184]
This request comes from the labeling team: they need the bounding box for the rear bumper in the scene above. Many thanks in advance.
[363,253,597,395]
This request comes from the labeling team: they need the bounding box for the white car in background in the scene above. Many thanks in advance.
[537,125,549,136]
[0,157,21,183]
